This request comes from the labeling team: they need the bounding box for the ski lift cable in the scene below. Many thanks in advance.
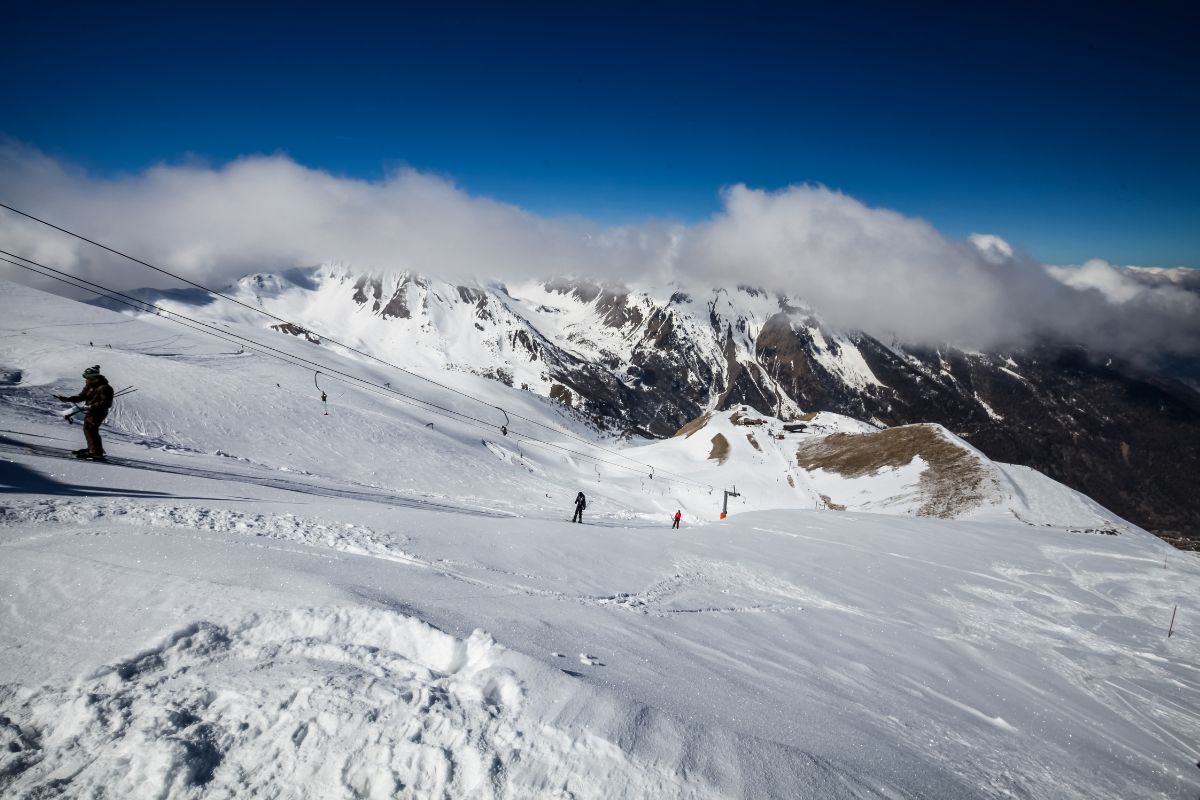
[1,255,681,481]
[0,203,698,480]
[0,207,701,486]
[4,252,710,488]
[0,254,712,490]
[0,255,513,432]
[0,250,516,429]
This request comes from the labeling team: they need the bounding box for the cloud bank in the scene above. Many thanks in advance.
[1,142,1197,363]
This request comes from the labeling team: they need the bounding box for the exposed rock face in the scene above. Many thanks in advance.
[269,323,320,344]
[262,269,1200,548]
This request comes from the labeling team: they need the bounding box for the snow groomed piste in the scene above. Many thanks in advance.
[2,276,1199,798]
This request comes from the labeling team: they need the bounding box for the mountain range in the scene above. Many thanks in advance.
[108,263,1200,549]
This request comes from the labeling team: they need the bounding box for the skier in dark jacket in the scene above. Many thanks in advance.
[572,491,586,523]
[56,365,114,459]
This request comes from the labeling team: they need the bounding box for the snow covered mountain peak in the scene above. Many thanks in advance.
[85,259,1200,544]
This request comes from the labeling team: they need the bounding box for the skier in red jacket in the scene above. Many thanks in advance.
[672,510,681,529]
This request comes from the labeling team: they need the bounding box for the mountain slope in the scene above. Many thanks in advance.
[117,264,1200,546]
[2,278,1198,799]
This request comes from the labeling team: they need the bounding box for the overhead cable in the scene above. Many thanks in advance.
[0,251,712,490]
[0,202,700,482]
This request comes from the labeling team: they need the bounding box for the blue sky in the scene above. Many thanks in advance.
[3,1,1197,266]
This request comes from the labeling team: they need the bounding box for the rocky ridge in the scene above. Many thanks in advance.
[123,266,1200,547]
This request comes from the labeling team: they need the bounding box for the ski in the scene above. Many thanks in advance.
[1,440,116,464]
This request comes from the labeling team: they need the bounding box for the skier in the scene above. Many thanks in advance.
[572,491,586,523]
[672,510,681,529]
[55,365,115,460]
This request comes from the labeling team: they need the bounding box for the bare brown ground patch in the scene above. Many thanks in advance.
[708,433,731,464]
[746,433,761,451]
[819,494,847,511]
[795,424,991,518]
[795,411,819,422]
[673,412,712,439]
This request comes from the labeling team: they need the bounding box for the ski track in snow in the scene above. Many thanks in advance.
[0,499,569,606]
[428,555,815,618]
[0,501,803,620]
[589,558,810,617]
[0,436,516,520]
[0,500,413,562]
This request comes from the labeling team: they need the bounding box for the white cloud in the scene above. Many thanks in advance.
[1,142,1197,362]
[0,143,650,288]
[1047,259,1148,303]
[967,233,1014,264]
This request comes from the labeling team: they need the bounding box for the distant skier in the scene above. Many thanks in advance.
[572,491,586,523]
[55,365,114,460]
[672,510,681,529]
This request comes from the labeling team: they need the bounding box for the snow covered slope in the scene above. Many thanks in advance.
[94,262,1200,546]
[629,406,1128,531]
[2,278,1199,799]
[107,265,838,435]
